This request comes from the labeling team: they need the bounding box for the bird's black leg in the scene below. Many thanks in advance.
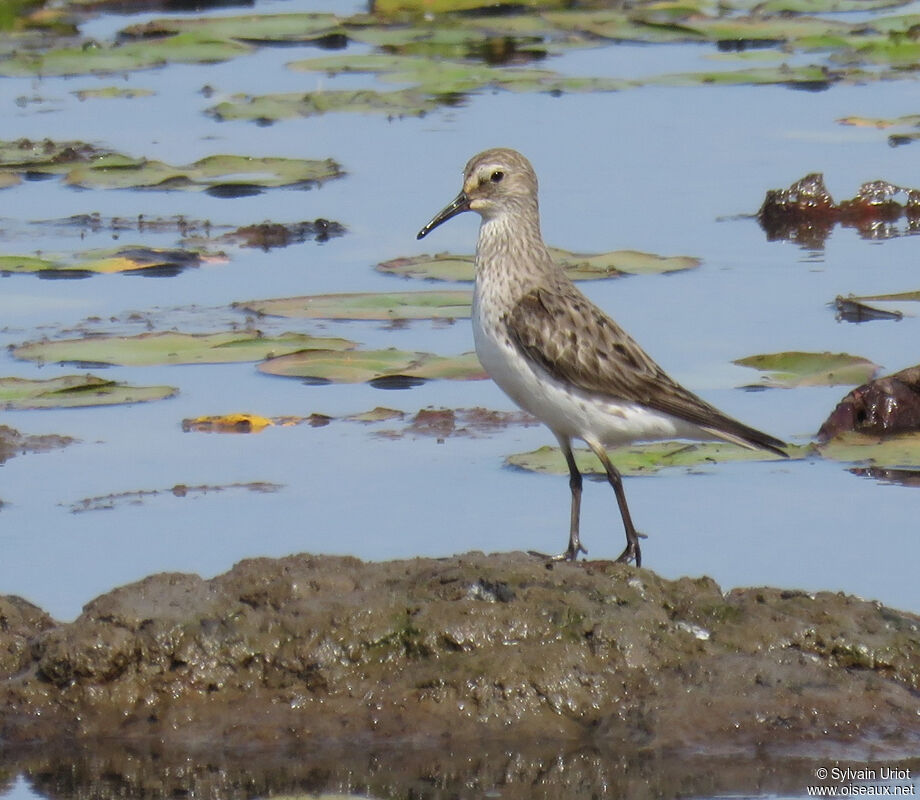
[528,438,587,562]
[586,441,642,567]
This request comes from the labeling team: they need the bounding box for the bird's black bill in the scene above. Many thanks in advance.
[416,191,470,240]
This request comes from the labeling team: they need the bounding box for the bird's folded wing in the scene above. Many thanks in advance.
[505,285,786,454]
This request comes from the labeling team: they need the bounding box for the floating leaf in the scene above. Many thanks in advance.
[12,331,354,367]
[346,407,405,423]
[258,348,486,384]
[72,86,155,100]
[818,432,920,468]
[506,441,799,477]
[734,351,879,388]
[0,375,176,409]
[377,254,476,282]
[0,246,213,277]
[119,13,344,44]
[376,248,699,282]
[64,154,343,192]
[182,413,275,433]
[838,114,920,129]
[553,247,700,277]
[854,290,920,303]
[0,31,251,77]
[0,140,343,193]
[238,291,472,321]
[208,89,446,122]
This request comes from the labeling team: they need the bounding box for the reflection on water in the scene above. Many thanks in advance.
[4,745,918,800]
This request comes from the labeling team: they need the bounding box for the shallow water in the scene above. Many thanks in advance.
[1,1,919,797]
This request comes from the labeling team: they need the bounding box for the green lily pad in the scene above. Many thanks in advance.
[119,13,343,44]
[64,154,343,192]
[238,291,472,321]
[258,348,486,383]
[0,374,177,409]
[72,86,155,100]
[12,331,354,367]
[506,441,799,477]
[0,140,343,193]
[208,89,448,122]
[371,0,548,12]
[0,31,250,77]
[734,351,880,388]
[376,249,699,282]
[818,432,920,468]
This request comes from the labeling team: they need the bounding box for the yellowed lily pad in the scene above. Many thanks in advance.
[12,331,354,367]
[506,441,800,477]
[238,291,472,321]
[182,413,275,433]
[258,348,486,384]
[853,290,920,303]
[734,351,879,388]
[377,248,699,282]
[0,374,177,409]
[0,246,212,277]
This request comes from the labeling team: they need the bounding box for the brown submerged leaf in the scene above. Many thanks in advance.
[758,172,920,248]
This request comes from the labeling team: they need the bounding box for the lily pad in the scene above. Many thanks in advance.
[208,89,447,123]
[506,441,798,477]
[0,140,343,193]
[734,351,880,388]
[258,348,486,384]
[854,290,920,303]
[12,331,354,367]
[182,413,275,433]
[819,432,920,468]
[64,154,344,193]
[0,31,251,77]
[0,246,213,277]
[376,248,699,282]
[238,291,472,321]
[119,13,343,45]
[0,374,177,409]
[72,86,155,100]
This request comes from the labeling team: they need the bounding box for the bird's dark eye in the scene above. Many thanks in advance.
[490,170,504,183]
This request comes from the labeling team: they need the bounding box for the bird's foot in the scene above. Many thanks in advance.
[527,542,587,563]
[615,539,642,567]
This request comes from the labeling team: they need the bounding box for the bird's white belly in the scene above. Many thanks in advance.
[473,303,708,447]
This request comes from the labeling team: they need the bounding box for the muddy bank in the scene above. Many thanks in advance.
[2,552,919,759]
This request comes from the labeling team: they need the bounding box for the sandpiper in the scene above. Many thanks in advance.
[417,148,786,567]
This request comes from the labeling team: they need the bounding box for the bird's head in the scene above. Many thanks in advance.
[417,148,538,240]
